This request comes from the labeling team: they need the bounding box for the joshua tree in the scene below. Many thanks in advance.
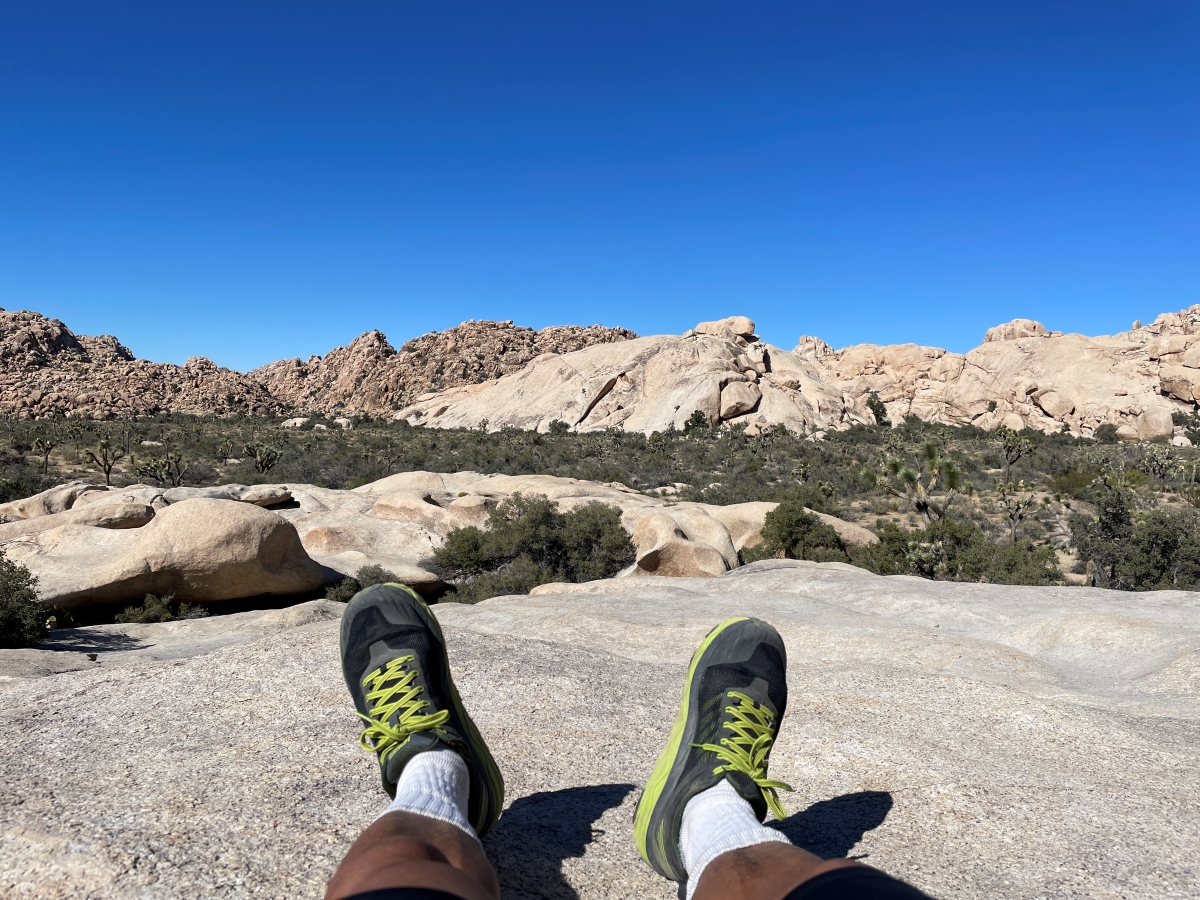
[1140,443,1175,490]
[86,438,126,486]
[31,431,57,475]
[136,450,190,487]
[877,442,967,523]
[997,480,1037,545]
[993,425,1034,485]
[215,436,236,466]
[243,441,282,475]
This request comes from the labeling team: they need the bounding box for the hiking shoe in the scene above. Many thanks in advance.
[633,616,791,882]
[339,582,504,837]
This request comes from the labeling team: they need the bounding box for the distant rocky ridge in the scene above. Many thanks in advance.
[0,309,636,420]
[6,303,1200,440]
[0,309,286,419]
[251,319,638,416]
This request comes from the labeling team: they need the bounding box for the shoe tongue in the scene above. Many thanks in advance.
[384,731,443,783]
[725,771,768,820]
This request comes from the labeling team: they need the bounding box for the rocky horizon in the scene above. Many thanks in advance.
[6,304,1200,441]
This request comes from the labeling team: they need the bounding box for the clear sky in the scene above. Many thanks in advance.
[1,2,1196,371]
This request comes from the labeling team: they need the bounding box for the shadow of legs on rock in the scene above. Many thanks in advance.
[774,791,893,859]
[484,783,635,900]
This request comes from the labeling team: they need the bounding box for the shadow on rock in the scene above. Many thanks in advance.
[36,629,144,653]
[485,783,635,900]
[774,791,893,859]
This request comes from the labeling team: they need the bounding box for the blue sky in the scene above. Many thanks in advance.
[1,2,1196,371]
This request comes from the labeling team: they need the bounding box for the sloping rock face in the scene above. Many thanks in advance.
[0,309,287,419]
[251,320,638,416]
[396,320,876,434]
[1,563,1196,899]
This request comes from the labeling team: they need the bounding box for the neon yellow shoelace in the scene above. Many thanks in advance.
[694,690,793,820]
[358,655,449,763]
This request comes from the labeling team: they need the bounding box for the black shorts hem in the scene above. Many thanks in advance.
[782,866,933,900]
[337,888,470,900]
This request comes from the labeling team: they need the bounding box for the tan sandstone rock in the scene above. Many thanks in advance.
[0,502,155,542]
[5,499,335,610]
[694,316,756,339]
[984,318,1047,342]
[719,381,762,419]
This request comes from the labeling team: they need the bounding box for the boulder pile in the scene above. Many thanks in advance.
[250,320,638,416]
[0,474,870,611]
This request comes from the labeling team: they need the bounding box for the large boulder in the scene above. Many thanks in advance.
[630,513,730,578]
[983,318,1047,342]
[694,316,756,339]
[719,381,762,419]
[4,499,335,611]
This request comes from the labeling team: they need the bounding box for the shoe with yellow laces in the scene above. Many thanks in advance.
[339,582,505,837]
[634,616,792,882]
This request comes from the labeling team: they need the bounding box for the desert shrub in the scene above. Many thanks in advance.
[740,496,847,564]
[851,520,1063,585]
[1046,469,1098,499]
[433,493,633,603]
[1071,491,1200,590]
[0,550,47,648]
[325,564,403,603]
[1093,423,1120,444]
[115,594,209,624]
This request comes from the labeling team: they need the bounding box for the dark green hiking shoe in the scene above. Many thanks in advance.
[339,582,504,837]
[633,616,791,882]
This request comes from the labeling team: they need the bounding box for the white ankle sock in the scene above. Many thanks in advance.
[377,748,478,842]
[679,779,792,900]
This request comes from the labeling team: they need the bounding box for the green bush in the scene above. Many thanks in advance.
[433,493,634,603]
[1071,489,1200,590]
[1093,423,1120,444]
[741,496,848,564]
[115,594,210,624]
[0,550,47,648]
[325,564,403,603]
[851,520,1063,585]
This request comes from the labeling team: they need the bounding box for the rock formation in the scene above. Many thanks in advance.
[806,311,1200,439]
[395,318,876,434]
[251,320,638,416]
[0,309,287,419]
[0,473,871,610]
[397,309,1200,439]
[2,563,1196,898]
[9,303,1200,440]
[0,309,634,420]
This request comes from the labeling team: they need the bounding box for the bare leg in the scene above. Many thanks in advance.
[325,811,500,900]
[692,842,864,900]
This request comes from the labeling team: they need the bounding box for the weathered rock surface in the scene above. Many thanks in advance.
[252,320,637,416]
[1,563,1196,899]
[0,308,633,420]
[0,308,287,419]
[2,473,861,609]
[808,308,1200,438]
[3,499,335,610]
[0,501,155,541]
[390,309,1200,438]
[395,327,873,434]
[9,304,1200,439]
